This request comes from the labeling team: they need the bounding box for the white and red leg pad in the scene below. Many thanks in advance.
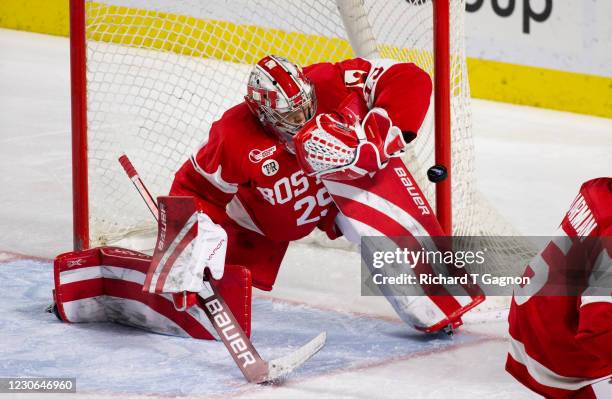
[324,158,485,333]
[53,247,252,340]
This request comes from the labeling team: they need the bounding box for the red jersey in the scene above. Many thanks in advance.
[506,178,612,398]
[170,58,432,242]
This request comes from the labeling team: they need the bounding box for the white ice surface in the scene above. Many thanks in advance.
[0,28,610,398]
[1,258,488,397]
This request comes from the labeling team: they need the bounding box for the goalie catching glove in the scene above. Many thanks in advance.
[144,196,228,311]
[294,101,408,181]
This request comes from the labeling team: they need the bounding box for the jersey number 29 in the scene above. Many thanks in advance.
[258,171,333,226]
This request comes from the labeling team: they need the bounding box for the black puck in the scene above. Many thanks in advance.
[427,165,448,183]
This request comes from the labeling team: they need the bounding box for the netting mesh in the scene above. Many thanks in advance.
[83,0,535,277]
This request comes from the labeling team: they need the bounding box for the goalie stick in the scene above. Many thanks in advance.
[118,154,326,383]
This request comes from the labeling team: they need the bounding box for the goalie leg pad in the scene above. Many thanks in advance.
[53,247,252,340]
[325,158,485,333]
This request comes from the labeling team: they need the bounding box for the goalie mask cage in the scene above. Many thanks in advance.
[70,0,534,276]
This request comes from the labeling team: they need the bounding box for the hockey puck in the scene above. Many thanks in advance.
[427,165,448,183]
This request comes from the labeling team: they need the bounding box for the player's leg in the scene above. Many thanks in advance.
[222,221,290,292]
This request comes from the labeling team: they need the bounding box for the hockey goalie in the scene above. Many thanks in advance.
[506,178,611,398]
[52,55,483,342]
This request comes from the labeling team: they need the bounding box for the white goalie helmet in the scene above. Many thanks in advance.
[245,55,317,153]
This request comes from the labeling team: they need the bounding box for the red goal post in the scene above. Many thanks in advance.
[433,0,452,235]
[70,0,88,250]
[69,0,459,250]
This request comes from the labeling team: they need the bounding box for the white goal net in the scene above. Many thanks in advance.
[76,0,535,278]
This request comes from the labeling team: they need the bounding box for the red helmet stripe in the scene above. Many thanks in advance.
[255,63,289,106]
[258,56,300,99]
[271,55,304,97]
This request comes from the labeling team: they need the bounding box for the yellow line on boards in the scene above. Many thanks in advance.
[0,0,609,118]
[468,58,611,118]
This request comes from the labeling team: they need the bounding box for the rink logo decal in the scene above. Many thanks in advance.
[205,298,256,367]
[394,167,430,215]
[262,159,279,177]
[249,145,277,163]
